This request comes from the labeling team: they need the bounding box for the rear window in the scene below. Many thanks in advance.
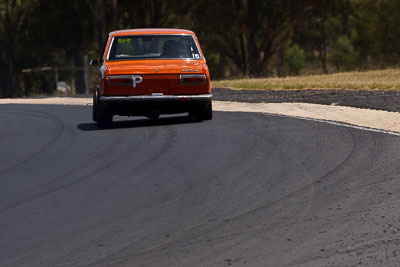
[107,35,202,61]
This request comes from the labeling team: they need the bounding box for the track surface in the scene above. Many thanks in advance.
[1,104,400,266]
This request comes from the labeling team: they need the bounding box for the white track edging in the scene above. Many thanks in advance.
[1,98,400,136]
[213,101,400,136]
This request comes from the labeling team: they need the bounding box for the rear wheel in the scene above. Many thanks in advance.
[198,101,213,120]
[189,101,213,121]
[95,91,113,128]
[92,91,97,122]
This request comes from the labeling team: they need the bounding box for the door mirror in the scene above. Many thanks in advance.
[89,59,98,67]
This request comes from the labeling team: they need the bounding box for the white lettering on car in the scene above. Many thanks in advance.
[132,75,143,87]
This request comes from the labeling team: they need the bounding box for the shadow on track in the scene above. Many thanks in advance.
[77,115,201,131]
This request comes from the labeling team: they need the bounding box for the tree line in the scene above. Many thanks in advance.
[1,0,400,97]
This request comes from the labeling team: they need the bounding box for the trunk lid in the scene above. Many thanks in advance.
[104,60,208,96]
[107,60,203,75]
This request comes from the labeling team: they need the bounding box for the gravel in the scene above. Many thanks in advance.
[212,88,400,112]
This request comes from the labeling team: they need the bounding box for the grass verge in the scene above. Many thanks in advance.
[212,69,400,91]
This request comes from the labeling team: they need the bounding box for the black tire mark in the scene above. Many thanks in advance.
[0,109,64,176]
[113,123,363,263]
[88,114,315,265]
[0,131,130,213]
[0,122,177,215]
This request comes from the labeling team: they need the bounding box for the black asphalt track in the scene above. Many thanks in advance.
[1,104,400,266]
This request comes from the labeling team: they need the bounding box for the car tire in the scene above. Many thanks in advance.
[95,92,113,128]
[92,91,97,122]
[199,101,213,120]
[189,101,213,121]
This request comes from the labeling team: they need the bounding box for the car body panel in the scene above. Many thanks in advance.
[109,28,197,36]
[91,28,212,126]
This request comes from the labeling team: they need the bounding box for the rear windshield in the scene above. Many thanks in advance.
[107,35,202,61]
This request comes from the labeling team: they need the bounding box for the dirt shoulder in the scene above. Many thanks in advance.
[212,88,400,133]
[1,88,400,134]
[213,88,400,112]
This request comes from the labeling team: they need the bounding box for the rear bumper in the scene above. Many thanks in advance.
[99,94,212,116]
[100,94,213,102]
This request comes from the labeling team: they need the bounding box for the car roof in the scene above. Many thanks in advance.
[110,28,195,36]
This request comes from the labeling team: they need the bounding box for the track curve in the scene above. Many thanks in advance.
[1,104,400,266]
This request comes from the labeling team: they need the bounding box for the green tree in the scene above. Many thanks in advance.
[329,35,357,71]
[191,0,330,77]
[119,0,187,29]
[351,0,400,68]
[24,0,94,94]
[86,0,119,51]
[285,44,306,75]
[291,0,352,73]
[0,0,33,97]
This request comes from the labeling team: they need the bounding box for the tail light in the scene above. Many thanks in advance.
[108,76,132,85]
[107,75,143,87]
[180,74,206,85]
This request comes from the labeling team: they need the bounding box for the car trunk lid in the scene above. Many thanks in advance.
[105,60,207,96]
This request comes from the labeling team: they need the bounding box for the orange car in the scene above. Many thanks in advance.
[90,28,212,128]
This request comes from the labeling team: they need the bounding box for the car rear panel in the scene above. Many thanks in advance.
[103,60,210,96]
[103,74,209,96]
[101,31,210,97]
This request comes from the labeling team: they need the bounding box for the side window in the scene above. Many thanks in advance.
[100,36,110,63]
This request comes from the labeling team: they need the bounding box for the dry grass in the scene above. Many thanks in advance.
[212,69,400,90]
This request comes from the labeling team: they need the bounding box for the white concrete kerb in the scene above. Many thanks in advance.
[1,98,400,136]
